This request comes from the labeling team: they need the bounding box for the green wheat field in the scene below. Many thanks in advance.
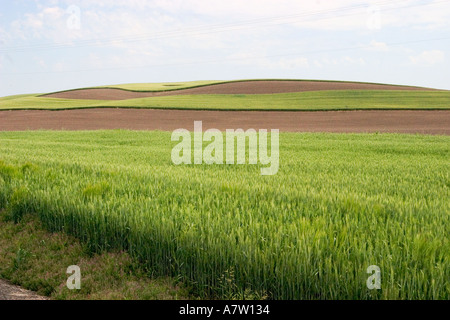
[0,131,448,299]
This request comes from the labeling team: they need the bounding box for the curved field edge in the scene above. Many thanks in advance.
[40,80,226,95]
[1,90,449,111]
[0,131,448,300]
[37,79,438,96]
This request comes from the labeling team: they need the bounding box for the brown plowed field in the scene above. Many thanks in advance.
[43,81,437,100]
[1,109,448,134]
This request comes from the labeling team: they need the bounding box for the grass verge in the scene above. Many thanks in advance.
[0,210,189,300]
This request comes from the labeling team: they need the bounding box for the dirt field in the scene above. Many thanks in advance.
[43,80,437,100]
[0,109,448,134]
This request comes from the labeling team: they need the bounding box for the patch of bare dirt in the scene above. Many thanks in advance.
[0,279,48,300]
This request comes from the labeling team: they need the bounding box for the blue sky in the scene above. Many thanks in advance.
[1,0,449,96]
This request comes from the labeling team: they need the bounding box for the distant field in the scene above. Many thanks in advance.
[1,79,448,111]
[0,131,448,299]
[0,94,37,101]
[1,90,449,111]
[56,79,438,93]
[100,90,450,110]
[0,95,107,109]
[94,80,225,91]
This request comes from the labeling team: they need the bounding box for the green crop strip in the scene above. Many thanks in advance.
[0,131,448,299]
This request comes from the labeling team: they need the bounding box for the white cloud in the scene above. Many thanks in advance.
[343,56,366,66]
[228,48,309,69]
[319,56,365,66]
[322,58,338,65]
[409,50,445,65]
[367,40,389,52]
[9,0,449,47]
[10,6,78,41]
[53,61,66,72]
[6,0,450,52]
[85,49,163,70]
[152,0,450,30]
[266,57,309,69]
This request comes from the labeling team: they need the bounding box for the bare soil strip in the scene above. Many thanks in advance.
[43,81,437,100]
[0,109,448,134]
[0,279,48,300]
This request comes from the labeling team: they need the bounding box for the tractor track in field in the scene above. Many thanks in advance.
[0,109,449,135]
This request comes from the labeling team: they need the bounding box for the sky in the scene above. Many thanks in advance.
[1,0,450,96]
